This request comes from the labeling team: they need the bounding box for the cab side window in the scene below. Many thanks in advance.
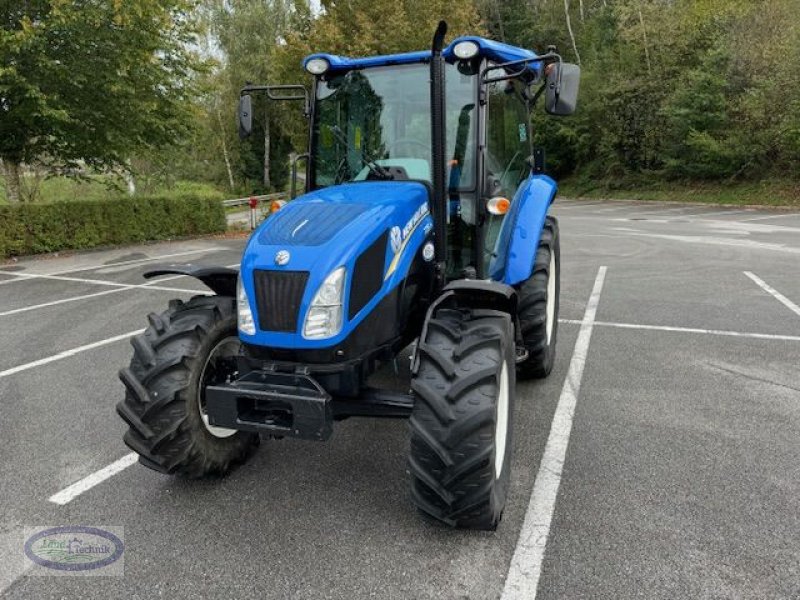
[486,78,530,198]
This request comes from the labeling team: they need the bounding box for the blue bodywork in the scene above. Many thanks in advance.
[488,174,558,286]
[240,181,432,349]
[303,36,544,79]
[240,38,556,350]
[299,37,552,287]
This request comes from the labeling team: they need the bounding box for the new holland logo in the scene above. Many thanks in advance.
[274,250,290,266]
[390,203,428,256]
[385,203,430,280]
[389,227,403,254]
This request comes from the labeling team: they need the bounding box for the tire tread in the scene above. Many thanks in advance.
[408,308,515,530]
[116,295,258,478]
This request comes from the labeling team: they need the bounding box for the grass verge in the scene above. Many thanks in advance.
[558,178,800,208]
[0,174,226,204]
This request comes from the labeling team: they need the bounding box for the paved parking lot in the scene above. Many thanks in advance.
[1,200,799,599]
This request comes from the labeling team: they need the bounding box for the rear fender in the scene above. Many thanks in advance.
[144,264,238,297]
[488,174,557,286]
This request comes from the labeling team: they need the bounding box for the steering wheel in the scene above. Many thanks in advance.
[386,138,429,157]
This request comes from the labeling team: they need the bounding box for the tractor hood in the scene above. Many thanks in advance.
[243,181,431,272]
[239,181,433,349]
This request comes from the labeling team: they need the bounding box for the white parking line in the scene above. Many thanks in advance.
[0,275,211,317]
[0,274,27,285]
[553,201,605,209]
[0,287,131,317]
[0,248,222,285]
[0,281,209,317]
[593,205,635,213]
[0,330,142,379]
[559,318,800,342]
[49,453,139,505]
[744,271,800,318]
[0,264,239,318]
[618,230,800,255]
[739,213,800,222]
[690,208,755,219]
[0,271,201,294]
[628,205,700,215]
[56,247,225,274]
[502,266,607,600]
[616,208,755,221]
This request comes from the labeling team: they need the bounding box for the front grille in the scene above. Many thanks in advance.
[253,270,309,332]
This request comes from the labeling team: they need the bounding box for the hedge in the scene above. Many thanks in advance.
[0,194,226,259]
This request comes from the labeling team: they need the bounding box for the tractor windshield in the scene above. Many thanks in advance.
[311,63,476,189]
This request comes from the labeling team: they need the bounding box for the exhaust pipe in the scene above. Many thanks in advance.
[430,20,447,288]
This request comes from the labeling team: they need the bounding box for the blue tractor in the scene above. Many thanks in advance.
[117,22,579,530]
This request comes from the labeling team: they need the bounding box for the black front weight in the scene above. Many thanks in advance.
[206,371,333,441]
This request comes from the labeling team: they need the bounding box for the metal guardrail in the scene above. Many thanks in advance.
[222,192,288,208]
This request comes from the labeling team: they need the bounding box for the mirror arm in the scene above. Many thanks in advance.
[480,53,560,85]
[529,81,547,108]
[240,84,311,117]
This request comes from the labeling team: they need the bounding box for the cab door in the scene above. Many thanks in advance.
[482,75,532,273]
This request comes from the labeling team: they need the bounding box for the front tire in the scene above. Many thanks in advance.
[516,215,560,379]
[408,308,516,530]
[116,295,258,477]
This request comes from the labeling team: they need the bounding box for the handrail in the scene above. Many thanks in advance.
[221,192,288,208]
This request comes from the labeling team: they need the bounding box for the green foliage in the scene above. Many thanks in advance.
[0,194,226,259]
[186,0,484,195]
[485,0,800,184]
[0,173,225,204]
[5,0,799,205]
[559,176,800,207]
[194,0,303,194]
[0,0,205,201]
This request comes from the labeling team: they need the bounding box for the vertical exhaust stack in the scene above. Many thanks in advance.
[430,20,448,288]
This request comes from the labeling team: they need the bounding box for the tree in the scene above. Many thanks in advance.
[199,0,483,195]
[0,0,204,202]
[205,0,302,192]
[269,0,484,158]
[481,0,800,184]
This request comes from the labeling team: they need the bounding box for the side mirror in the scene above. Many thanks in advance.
[545,63,580,116]
[238,94,253,139]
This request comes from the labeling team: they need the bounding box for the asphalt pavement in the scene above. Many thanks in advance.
[1,200,798,599]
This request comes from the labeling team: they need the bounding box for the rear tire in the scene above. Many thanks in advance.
[408,308,515,530]
[116,295,258,477]
[516,215,560,379]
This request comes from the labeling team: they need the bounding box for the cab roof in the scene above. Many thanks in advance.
[303,36,543,78]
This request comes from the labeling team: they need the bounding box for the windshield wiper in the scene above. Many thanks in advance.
[331,126,393,180]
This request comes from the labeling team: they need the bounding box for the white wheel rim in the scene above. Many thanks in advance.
[494,361,510,479]
[546,251,556,344]
[201,414,237,438]
[198,336,239,438]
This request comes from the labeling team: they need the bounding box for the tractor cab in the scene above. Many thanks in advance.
[308,51,505,280]
[239,35,579,283]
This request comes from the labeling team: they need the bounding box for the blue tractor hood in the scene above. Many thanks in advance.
[239,181,433,349]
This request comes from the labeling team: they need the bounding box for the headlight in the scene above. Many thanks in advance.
[453,41,479,60]
[237,277,256,335]
[305,58,330,75]
[303,267,345,339]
